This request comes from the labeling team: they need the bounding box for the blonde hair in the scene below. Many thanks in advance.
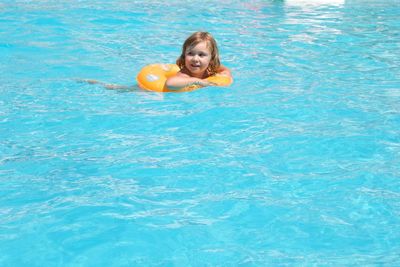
[176,32,221,76]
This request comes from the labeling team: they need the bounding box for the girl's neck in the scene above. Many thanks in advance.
[183,67,208,79]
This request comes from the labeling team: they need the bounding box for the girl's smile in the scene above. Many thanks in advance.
[184,41,212,78]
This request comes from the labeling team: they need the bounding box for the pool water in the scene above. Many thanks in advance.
[1,0,400,265]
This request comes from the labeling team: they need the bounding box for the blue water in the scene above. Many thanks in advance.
[1,0,400,265]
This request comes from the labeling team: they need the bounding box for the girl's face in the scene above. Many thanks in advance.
[184,41,212,78]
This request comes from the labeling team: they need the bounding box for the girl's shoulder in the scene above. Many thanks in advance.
[177,68,192,78]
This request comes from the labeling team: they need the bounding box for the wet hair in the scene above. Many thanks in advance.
[176,32,221,76]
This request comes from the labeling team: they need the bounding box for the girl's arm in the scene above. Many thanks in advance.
[166,72,215,90]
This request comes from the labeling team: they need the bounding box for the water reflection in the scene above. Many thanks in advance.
[285,0,345,6]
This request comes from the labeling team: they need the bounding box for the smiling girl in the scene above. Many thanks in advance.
[166,32,232,90]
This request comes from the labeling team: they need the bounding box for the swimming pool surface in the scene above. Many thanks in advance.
[1,0,400,265]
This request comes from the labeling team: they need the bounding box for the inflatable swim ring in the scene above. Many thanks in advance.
[136,63,232,92]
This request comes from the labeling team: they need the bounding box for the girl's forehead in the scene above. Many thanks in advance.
[186,41,211,52]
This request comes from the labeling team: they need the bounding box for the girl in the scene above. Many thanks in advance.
[166,31,232,90]
[81,32,232,91]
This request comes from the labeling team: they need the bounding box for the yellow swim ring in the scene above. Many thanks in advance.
[136,63,232,92]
